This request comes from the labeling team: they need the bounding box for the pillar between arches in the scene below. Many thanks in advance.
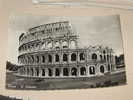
[45,68,48,77]
[60,67,63,77]
[25,67,27,76]
[87,66,90,76]
[39,67,42,77]
[69,67,71,77]
[77,67,80,77]
[33,67,36,76]
[95,65,99,75]
[86,66,89,77]
[52,67,55,77]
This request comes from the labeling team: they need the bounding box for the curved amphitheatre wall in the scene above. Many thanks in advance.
[17,21,116,78]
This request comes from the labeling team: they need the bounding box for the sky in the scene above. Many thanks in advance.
[7,14,124,64]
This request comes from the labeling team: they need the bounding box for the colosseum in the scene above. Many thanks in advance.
[17,21,116,79]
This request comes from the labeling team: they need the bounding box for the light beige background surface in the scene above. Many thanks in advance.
[0,0,133,100]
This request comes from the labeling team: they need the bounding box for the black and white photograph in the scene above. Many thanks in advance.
[6,14,126,90]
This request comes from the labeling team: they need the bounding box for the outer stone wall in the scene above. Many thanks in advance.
[17,21,116,78]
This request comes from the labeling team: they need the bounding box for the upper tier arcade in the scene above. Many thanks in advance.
[19,21,74,45]
[18,21,79,55]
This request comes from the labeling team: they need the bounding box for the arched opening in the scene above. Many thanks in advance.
[55,68,60,76]
[71,67,77,76]
[71,53,77,61]
[48,68,53,76]
[100,65,105,73]
[63,53,68,62]
[42,56,45,63]
[79,53,85,61]
[48,55,52,63]
[55,54,60,62]
[63,68,69,76]
[92,53,97,60]
[62,41,68,48]
[80,67,86,75]
[89,66,95,74]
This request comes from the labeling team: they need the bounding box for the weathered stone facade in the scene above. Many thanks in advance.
[17,21,116,78]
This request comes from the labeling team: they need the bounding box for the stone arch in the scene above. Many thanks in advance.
[55,54,60,62]
[79,53,85,61]
[92,53,97,60]
[80,67,86,75]
[100,65,105,73]
[48,68,53,76]
[63,68,69,76]
[63,53,68,62]
[71,53,77,61]
[48,54,52,63]
[89,66,95,74]
[55,68,60,76]
[62,41,68,48]
[71,67,77,76]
